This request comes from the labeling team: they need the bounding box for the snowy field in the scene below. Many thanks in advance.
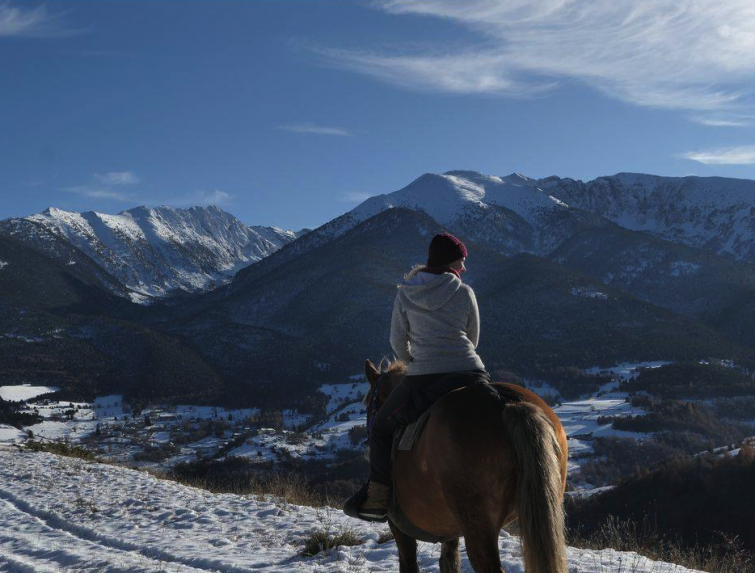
[0,449,701,573]
[0,365,660,494]
[0,385,59,402]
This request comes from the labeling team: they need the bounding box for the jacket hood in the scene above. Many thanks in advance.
[400,270,462,311]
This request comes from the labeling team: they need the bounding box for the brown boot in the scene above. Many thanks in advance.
[357,481,390,521]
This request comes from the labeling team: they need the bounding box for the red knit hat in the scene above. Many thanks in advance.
[427,233,468,267]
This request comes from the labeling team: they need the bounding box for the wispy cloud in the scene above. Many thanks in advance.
[340,191,373,203]
[0,2,80,38]
[94,171,140,185]
[63,186,133,202]
[316,0,755,112]
[62,170,140,203]
[314,46,553,97]
[689,116,751,127]
[679,145,755,165]
[163,189,233,207]
[279,122,352,136]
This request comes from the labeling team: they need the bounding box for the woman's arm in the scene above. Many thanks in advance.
[389,292,413,363]
[466,287,480,348]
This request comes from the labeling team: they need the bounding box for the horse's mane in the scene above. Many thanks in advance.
[379,357,406,376]
[362,358,406,406]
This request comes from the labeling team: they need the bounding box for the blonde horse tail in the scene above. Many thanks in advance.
[502,401,567,573]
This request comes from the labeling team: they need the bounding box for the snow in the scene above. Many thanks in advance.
[93,395,128,419]
[350,171,566,232]
[0,449,703,572]
[545,172,755,263]
[583,361,671,380]
[0,385,59,402]
[570,287,609,300]
[0,425,25,443]
[128,291,151,305]
[22,205,295,297]
[318,382,369,415]
[0,260,8,270]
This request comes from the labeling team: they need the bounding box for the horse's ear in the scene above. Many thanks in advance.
[365,359,379,384]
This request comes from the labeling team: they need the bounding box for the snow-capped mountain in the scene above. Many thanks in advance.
[318,170,606,256]
[541,173,755,264]
[1,205,297,297]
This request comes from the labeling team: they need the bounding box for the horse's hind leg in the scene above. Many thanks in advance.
[440,538,460,573]
[463,528,504,573]
[388,520,419,573]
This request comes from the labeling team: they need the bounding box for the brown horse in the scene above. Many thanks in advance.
[363,359,569,573]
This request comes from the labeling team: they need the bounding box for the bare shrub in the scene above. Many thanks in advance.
[300,528,363,556]
[22,440,98,461]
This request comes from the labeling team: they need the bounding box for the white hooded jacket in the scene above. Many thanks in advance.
[390,269,484,376]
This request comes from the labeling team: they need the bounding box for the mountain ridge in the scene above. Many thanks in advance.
[0,204,297,298]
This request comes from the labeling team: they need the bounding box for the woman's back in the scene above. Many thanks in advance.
[391,269,484,376]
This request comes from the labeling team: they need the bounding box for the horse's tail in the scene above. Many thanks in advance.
[501,401,567,573]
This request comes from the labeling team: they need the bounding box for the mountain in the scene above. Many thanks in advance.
[549,224,755,319]
[542,173,755,264]
[218,170,611,288]
[0,205,297,297]
[168,208,751,408]
[227,170,755,331]
[0,233,225,404]
[315,170,609,255]
[6,168,755,408]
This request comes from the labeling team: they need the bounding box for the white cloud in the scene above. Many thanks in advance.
[279,122,352,136]
[164,190,233,207]
[314,47,553,96]
[63,186,132,202]
[0,2,79,38]
[94,171,140,185]
[689,116,751,127]
[317,0,755,111]
[679,145,755,165]
[340,191,373,203]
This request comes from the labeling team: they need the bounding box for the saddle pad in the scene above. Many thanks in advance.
[397,407,433,451]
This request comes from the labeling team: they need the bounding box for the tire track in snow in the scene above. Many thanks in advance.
[0,487,259,573]
[0,551,60,573]
[0,495,203,573]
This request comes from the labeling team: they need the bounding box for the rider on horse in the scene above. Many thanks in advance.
[347,232,490,522]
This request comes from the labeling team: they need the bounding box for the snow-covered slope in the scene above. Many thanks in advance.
[314,171,605,257]
[249,225,299,250]
[3,205,297,296]
[0,449,703,572]
[542,173,755,263]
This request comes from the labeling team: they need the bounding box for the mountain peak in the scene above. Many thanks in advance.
[17,204,297,297]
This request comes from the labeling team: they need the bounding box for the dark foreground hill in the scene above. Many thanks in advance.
[568,446,755,552]
[0,234,224,404]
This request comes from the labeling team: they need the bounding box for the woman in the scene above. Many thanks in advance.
[349,232,490,522]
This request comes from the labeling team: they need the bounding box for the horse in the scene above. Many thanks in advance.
[362,358,569,573]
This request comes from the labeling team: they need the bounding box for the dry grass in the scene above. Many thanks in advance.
[568,516,755,573]
[377,529,394,544]
[163,470,328,507]
[21,440,99,462]
[300,528,364,556]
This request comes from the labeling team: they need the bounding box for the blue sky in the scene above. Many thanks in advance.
[2,0,755,230]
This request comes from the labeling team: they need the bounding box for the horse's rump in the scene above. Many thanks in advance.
[390,382,526,541]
